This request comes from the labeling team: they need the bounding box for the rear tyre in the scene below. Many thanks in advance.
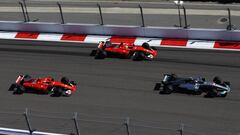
[9,84,17,91]
[90,50,97,56]
[95,49,107,59]
[195,90,203,95]
[160,85,173,94]
[12,84,25,95]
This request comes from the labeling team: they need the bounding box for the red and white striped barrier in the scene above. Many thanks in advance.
[0,31,239,51]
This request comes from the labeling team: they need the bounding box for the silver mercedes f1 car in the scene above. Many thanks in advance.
[154,74,231,98]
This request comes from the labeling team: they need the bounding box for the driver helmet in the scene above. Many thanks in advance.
[105,41,112,47]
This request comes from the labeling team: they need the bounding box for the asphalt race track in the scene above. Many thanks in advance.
[0,39,239,135]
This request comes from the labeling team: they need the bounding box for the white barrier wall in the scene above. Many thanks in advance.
[0,21,240,41]
[0,127,65,135]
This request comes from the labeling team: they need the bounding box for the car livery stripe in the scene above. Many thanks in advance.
[61,34,87,41]
[15,32,40,39]
[0,31,239,51]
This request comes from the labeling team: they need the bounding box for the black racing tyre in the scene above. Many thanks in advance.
[90,50,97,56]
[62,90,72,97]
[204,89,217,98]
[224,81,230,86]
[142,42,150,50]
[61,77,70,85]
[51,87,63,97]
[125,51,134,59]
[170,74,178,80]
[195,90,203,95]
[95,49,107,59]
[9,83,17,91]
[12,84,25,95]
[220,93,227,98]
[132,52,145,61]
[70,81,77,85]
[154,83,161,91]
[213,76,222,85]
[160,85,173,94]
[145,54,154,61]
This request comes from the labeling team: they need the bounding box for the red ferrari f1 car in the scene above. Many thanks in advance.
[9,75,77,97]
[90,41,158,60]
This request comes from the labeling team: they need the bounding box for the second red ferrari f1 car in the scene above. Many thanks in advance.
[90,41,158,61]
[9,75,77,97]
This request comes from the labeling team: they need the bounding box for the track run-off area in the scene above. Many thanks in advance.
[0,39,239,135]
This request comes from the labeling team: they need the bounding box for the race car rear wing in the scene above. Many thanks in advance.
[15,75,24,84]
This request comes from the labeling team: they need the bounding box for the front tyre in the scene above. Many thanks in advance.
[132,52,145,61]
[204,89,217,98]
[51,87,63,97]
[61,77,70,85]
[220,93,227,97]
[146,54,154,61]
[63,90,72,97]
[142,42,150,49]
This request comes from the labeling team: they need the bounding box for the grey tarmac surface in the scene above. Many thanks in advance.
[0,39,239,135]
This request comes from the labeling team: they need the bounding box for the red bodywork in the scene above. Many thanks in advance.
[98,41,158,58]
[15,75,76,94]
